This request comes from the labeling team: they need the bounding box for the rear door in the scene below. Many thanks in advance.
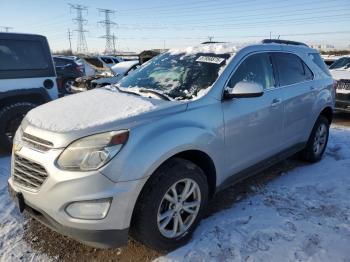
[0,35,58,100]
[222,52,284,177]
[271,52,315,147]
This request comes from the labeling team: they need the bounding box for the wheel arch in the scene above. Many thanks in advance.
[0,89,51,108]
[130,149,217,228]
[320,106,333,124]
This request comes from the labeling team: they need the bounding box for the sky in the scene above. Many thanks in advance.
[0,0,349,53]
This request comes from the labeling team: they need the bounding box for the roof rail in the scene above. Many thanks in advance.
[262,39,308,47]
[201,41,227,44]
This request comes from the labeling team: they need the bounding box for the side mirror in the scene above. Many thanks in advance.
[224,81,264,99]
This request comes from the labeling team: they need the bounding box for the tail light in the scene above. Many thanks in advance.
[56,77,64,97]
[333,80,338,91]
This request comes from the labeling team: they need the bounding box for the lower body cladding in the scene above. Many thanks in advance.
[8,147,148,248]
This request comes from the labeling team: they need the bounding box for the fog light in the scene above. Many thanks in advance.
[65,198,111,220]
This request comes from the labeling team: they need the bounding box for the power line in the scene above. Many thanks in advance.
[98,8,116,54]
[116,13,350,31]
[69,4,89,54]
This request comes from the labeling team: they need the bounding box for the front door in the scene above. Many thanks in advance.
[222,52,284,179]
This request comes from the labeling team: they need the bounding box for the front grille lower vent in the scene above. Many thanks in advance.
[22,133,53,151]
[13,154,48,190]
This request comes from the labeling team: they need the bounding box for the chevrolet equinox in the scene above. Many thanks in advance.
[8,39,335,251]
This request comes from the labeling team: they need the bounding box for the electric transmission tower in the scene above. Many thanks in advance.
[69,4,89,54]
[98,8,116,54]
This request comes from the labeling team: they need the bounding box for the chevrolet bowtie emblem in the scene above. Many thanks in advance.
[12,143,22,153]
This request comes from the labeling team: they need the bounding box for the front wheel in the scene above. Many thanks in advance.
[131,158,208,251]
[300,115,330,162]
[0,102,36,152]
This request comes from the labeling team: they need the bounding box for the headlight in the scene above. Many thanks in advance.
[57,130,129,171]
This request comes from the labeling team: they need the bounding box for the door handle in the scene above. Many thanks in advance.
[271,98,282,107]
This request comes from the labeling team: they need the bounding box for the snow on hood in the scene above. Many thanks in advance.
[26,88,164,132]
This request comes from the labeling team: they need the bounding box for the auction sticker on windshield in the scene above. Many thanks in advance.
[196,56,225,64]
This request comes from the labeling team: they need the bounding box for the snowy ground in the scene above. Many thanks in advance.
[1,125,350,262]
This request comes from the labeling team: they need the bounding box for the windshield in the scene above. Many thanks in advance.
[329,57,350,69]
[118,52,231,100]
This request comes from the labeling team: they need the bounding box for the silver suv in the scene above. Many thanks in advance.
[8,40,335,251]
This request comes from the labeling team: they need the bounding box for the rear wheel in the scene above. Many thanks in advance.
[131,158,208,251]
[300,115,329,162]
[63,78,75,94]
[0,102,36,153]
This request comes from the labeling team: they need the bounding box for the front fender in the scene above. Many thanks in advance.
[100,101,225,183]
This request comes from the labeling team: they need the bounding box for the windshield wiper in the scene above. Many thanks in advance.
[139,89,171,101]
[114,85,141,97]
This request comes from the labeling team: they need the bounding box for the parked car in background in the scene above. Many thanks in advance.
[0,32,58,152]
[71,60,140,93]
[98,55,123,68]
[329,56,350,113]
[321,55,342,67]
[53,56,84,94]
[9,40,334,251]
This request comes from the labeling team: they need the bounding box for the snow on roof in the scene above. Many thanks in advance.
[169,43,238,56]
[111,60,139,75]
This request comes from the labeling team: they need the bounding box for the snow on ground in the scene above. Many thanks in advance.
[0,157,49,261]
[0,126,350,261]
[159,126,350,262]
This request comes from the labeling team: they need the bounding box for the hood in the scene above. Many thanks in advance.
[26,88,181,133]
[330,69,350,81]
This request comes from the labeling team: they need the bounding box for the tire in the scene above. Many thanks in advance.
[300,115,330,162]
[0,102,36,152]
[63,78,75,94]
[130,158,208,251]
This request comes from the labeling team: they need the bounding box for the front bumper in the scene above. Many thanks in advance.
[8,145,147,248]
[8,183,128,248]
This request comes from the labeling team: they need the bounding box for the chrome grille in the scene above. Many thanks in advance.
[336,80,350,90]
[22,133,53,152]
[13,154,48,190]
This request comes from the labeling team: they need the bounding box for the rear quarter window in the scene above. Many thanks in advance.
[273,52,313,86]
[0,39,49,70]
[309,53,331,76]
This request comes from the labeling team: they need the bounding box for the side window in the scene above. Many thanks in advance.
[0,39,49,70]
[228,53,275,90]
[273,53,313,86]
[303,63,313,81]
[54,58,69,67]
[101,57,113,64]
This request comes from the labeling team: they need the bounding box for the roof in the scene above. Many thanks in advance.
[169,43,238,55]
[0,32,47,41]
[111,60,139,75]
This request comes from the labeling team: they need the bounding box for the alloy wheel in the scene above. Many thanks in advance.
[313,123,328,155]
[157,178,201,238]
